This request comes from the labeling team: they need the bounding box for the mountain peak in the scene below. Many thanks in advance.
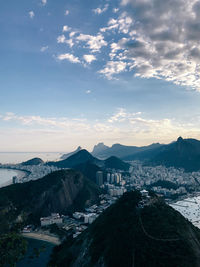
[177,136,184,142]
[21,157,44,166]
[92,142,109,156]
[60,146,83,160]
[50,191,200,267]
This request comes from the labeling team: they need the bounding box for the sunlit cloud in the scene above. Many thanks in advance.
[57,53,80,63]
[40,46,48,52]
[83,54,96,64]
[1,111,200,151]
[63,25,71,32]
[55,0,200,90]
[29,11,35,19]
[65,10,69,16]
[93,4,109,15]
[41,0,47,6]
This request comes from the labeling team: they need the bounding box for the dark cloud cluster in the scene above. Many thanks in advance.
[120,0,200,89]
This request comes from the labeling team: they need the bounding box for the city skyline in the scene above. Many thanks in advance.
[1,0,200,151]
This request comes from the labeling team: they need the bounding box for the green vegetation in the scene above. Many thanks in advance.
[0,169,101,225]
[0,169,101,266]
[72,161,102,183]
[104,156,130,171]
[150,137,200,171]
[0,233,27,267]
[148,180,178,190]
[49,191,200,267]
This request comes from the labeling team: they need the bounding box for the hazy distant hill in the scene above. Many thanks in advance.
[91,142,161,159]
[60,146,82,160]
[21,157,44,166]
[92,143,109,157]
[48,149,129,173]
[122,144,166,161]
[149,137,200,171]
[49,191,200,267]
[0,169,101,224]
[104,156,130,171]
[47,149,102,169]
[124,137,200,172]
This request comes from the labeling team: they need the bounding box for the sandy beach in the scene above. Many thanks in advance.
[22,232,61,245]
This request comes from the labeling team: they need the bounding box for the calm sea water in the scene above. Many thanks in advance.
[0,152,63,187]
[0,169,26,187]
[17,238,55,267]
[0,152,62,164]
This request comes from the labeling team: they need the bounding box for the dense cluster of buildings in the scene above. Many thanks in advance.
[40,213,63,227]
[0,163,60,183]
[128,161,200,197]
[9,156,200,241]
[39,194,116,239]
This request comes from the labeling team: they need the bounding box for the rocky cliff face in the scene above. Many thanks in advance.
[0,170,101,224]
[31,170,86,217]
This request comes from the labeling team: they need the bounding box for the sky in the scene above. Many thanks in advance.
[1,0,200,152]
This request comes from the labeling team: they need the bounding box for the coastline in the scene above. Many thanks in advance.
[0,168,27,188]
[22,232,60,245]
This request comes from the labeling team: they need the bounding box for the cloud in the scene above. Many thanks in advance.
[2,110,200,151]
[52,0,200,90]
[65,10,69,16]
[41,0,47,6]
[117,0,200,90]
[63,25,71,32]
[76,33,107,52]
[113,8,119,13]
[100,13,132,34]
[93,4,109,15]
[108,108,142,123]
[57,53,80,63]
[83,54,96,63]
[40,46,48,52]
[57,35,66,43]
[29,11,35,19]
[57,34,74,47]
[99,61,127,79]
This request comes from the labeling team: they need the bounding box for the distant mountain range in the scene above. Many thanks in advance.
[50,191,200,267]
[22,136,200,174]
[147,137,200,172]
[91,142,162,159]
[47,149,102,169]
[47,149,130,172]
[122,137,200,172]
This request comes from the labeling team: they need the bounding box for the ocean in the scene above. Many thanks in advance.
[0,152,62,164]
[0,152,63,187]
[170,195,200,229]
[0,168,26,187]
[16,238,55,267]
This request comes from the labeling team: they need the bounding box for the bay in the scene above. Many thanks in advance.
[16,238,55,267]
[0,169,26,188]
[170,195,200,229]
